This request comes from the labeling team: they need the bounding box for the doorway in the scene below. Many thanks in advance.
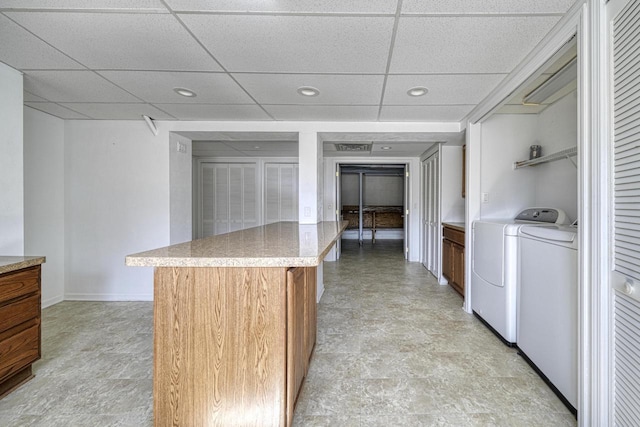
[336,163,408,258]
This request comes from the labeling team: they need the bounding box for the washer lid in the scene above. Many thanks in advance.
[515,208,568,224]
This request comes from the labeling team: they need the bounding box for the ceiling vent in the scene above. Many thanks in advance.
[334,143,372,152]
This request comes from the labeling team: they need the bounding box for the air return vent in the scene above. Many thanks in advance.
[334,143,372,152]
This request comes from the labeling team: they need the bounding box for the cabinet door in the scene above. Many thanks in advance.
[452,243,465,295]
[442,239,453,282]
[286,267,306,425]
[304,267,317,369]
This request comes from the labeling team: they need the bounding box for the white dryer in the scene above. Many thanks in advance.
[471,208,568,345]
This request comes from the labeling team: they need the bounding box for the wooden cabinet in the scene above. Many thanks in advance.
[0,265,41,398]
[154,265,318,427]
[442,225,465,296]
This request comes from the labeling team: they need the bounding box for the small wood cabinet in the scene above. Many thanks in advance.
[0,265,41,398]
[442,224,465,296]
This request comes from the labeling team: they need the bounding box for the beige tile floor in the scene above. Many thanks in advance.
[0,239,576,426]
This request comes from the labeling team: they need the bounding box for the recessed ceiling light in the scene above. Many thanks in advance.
[253,146,260,149]
[407,86,428,97]
[381,146,392,150]
[297,86,320,97]
[173,87,197,98]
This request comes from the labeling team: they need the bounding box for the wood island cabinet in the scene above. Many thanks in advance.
[127,221,345,427]
[442,224,465,296]
[0,265,42,398]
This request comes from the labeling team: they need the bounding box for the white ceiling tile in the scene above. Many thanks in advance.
[24,71,141,102]
[0,14,83,70]
[0,0,168,11]
[24,102,91,119]
[230,141,298,152]
[99,71,254,104]
[402,0,576,15]
[390,16,561,73]
[184,131,299,141]
[379,105,473,121]
[60,103,174,120]
[233,73,385,105]
[179,15,394,73]
[165,0,398,14]
[264,105,379,121]
[371,141,435,153]
[384,74,506,105]
[6,12,221,71]
[23,91,48,102]
[154,104,272,121]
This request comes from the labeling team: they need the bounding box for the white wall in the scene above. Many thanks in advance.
[64,121,170,301]
[479,114,538,219]
[440,145,465,222]
[0,63,24,254]
[23,108,66,307]
[533,91,578,221]
[170,133,192,244]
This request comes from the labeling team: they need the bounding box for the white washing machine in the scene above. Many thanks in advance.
[517,224,578,413]
[471,208,568,345]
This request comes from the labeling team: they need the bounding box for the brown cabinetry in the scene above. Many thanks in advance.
[442,225,465,296]
[0,265,41,398]
[154,265,318,427]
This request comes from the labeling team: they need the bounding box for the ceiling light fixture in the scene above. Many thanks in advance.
[523,57,577,105]
[297,86,320,97]
[173,87,197,98]
[381,146,392,150]
[407,86,428,97]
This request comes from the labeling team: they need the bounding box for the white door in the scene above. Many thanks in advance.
[421,153,440,276]
[422,161,429,269]
[264,163,299,224]
[609,0,640,424]
[404,165,410,260]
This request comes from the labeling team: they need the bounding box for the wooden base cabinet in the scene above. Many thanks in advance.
[154,265,317,427]
[442,225,465,296]
[0,265,41,399]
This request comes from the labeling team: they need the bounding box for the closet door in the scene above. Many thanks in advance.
[610,1,640,425]
[200,163,258,237]
[265,163,299,224]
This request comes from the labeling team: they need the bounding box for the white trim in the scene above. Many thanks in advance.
[64,293,153,301]
[579,0,613,425]
[465,1,586,124]
[42,295,64,309]
[464,122,482,314]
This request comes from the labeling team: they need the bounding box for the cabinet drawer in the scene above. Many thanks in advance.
[443,227,465,246]
[0,267,40,305]
[0,294,40,334]
[0,324,40,383]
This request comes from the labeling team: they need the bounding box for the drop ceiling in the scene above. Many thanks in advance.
[0,0,576,122]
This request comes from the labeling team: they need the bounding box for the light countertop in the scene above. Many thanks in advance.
[126,221,348,268]
[0,256,46,275]
[442,222,465,232]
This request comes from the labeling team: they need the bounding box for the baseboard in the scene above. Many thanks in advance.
[63,293,153,301]
[42,295,64,309]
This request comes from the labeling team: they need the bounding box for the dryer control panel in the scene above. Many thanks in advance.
[515,208,568,224]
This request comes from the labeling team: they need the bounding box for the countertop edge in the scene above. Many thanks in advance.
[0,256,46,275]
[126,221,347,268]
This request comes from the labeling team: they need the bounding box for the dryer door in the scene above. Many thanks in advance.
[472,222,506,287]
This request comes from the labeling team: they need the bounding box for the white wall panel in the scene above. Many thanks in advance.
[23,107,65,307]
[0,63,24,254]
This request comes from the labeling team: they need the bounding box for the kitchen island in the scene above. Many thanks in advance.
[126,221,347,427]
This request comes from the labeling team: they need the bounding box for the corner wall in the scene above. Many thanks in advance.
[64,120,170,301]
[24,107,66,307]
[0,63,24,254]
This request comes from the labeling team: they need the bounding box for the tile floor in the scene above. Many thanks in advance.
[0,239,576,426]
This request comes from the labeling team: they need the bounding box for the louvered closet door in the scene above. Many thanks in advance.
[264,164,299,224]
[200,163,258,237]
[611,1,640,425]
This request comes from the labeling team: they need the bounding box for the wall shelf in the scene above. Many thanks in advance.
[513,146,577,169]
